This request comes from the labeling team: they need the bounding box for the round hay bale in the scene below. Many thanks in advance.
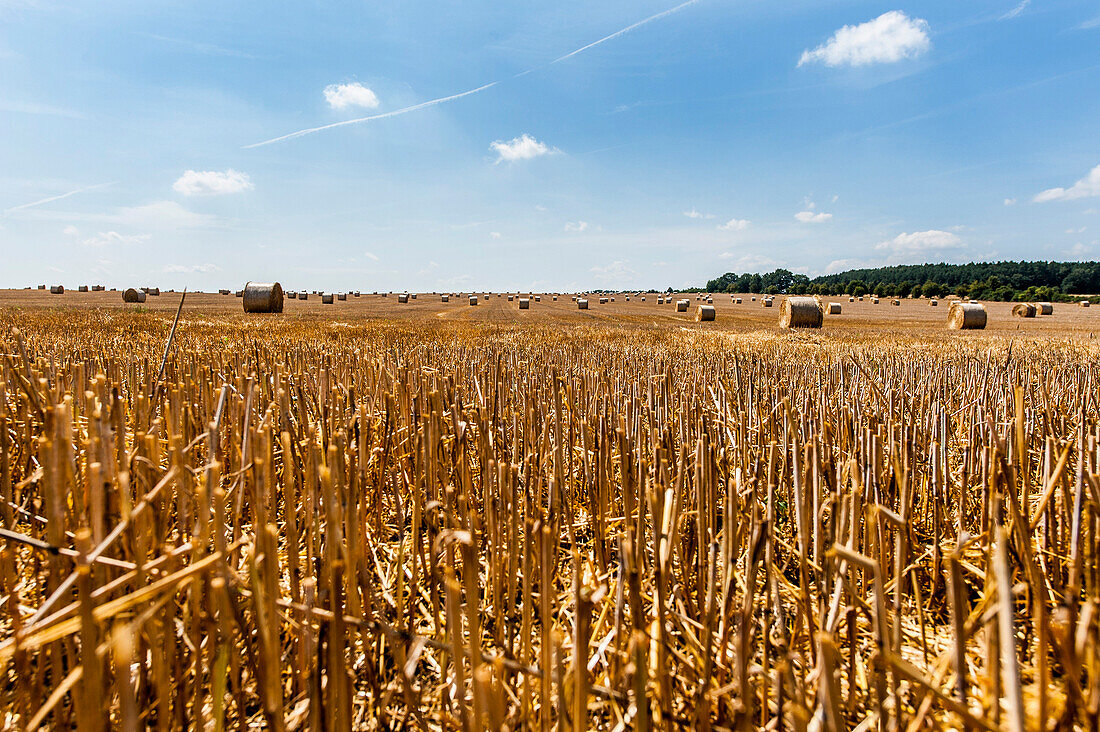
[219,289,230,295]
[762,298,773,308]
[469,295,478,305]
[1012,303,1037,318]
[441,294,449,302]
[321,293,334,304]
[37,285,45,290]
[779,296,823,329]
[827,302,842,315]
[640,296,645,301]
[243,282,284,313]
[122,288,145,303]
[892,299,900,306]
[930,299,938,306]
[143,287,160,296]
[751,296,756,301]
[871,297,880,304]
[695,305,715,322]
[299,292,308,301]
[50,285,65,294]
[947,302,987,330]
[577,298,589,310]
[287,291,297,299]
[535,295,541,302]
[599,297,608,304]
[1080,300,1091,308]
[78,285,89,292]
[735,297,742,304]
[411,293,417,299]
[1036,302,1053,315]
[235,291,243,297]
[518,298,530,309]
[398,293,409,303]
[553,295,558,301]
[657,297,664,305]
[337,293,347,301]
[676,299,689,312]
[848,297,854,303]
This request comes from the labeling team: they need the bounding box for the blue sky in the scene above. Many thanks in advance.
[1,0,1098,292]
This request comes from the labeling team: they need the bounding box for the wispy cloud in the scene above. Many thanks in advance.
[2,182,113,216]
[0,100,86,119]
[245,0,697,148]
[683,207,716,219]
[799,11,930,68]
[1000,0,1029,20]
[1004,197,1017,206]
[82,231,150,247]
[140,32,257,59]
[173,169,253,196]
[565,221,589,232]
[1034,164,1100,202]
[875,229,964,254]
[795,210,832,223]
[164,263,220,273]
[363,251,380,261]
[324,82,379,110]
[590,260,638,284]
[490,134,553,162]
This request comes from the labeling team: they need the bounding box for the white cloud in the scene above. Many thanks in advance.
[490,133,552,163]
[1004,197,1017,206]
[718,218,750,231]
[795,210,833,223]
[173,169,253,196]
[1034,165,1100,202]
[683,207,715,219]
[323,82,380,110]
[564,221,589,232]
[1000,0,1029,20]
[824,258,874,274]
[363,251,379,261]
[163,263,220,273]
[716,253,784,271]
[798,11,930,68]
[490,231,502,239]
[1066,227,1087,234]
[114,201,217,228]
[82,231,150,247]
[590,260,637,284]
[62,224,79,236]
[875,229,964,254]
[1079,15,1100,30]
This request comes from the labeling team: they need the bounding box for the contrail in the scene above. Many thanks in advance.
[245,0,698,149]
[2,181,114,216]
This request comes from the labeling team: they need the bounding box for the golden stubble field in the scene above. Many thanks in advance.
[0,291,1097,730]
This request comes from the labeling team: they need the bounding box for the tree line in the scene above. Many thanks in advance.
[701,261,1100,302]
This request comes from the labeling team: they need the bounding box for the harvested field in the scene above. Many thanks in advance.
[0,293,1098,730]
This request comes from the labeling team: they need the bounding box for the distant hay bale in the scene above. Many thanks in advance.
[122,288,145,303]
[780,296,823,329]
[508,295,514,301]
[143,287,160,296]
[676,299,689,312]
[469,295,478,305]
[78,285,89,292]
[398,293,409,303]
[219,289,230,295]
[1036,301,1052,314]
[735,297,742,304]
[577,298,589,310]
[695,305,715,322]
[243,282,285,313]
[553,296,558,301]
[930,299,938,306]
[287,291,297,299]
[892,299,900,306]
[640,296,645,301]
[337,293,347,301]
[519,298,530,309]
[947,301,987,330]
[535,295,541,302]
[299,292,308,301]
[37,285,45,290]
[871,297,879,304]
[751,296,756,302]
[848,297,854,302]
[827,302,842,315]
[235,291,243,297]
[1012,303,1037,318]
[441,294,449,302]
[762,298,773,308]
[599,297,608,304]
[411,293,417,299]
[858,296,864,302]
[1081,300,1091,308]
[50,285,64,294]
[657,297,664,305]
[322,294,334,304]
[92,285,104,291]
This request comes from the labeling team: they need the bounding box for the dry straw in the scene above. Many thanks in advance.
[122,288,146,303]
[1012,303,1037,318]
[947,301,987,329]
[243,282,285,313]
[779,295,823,328]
